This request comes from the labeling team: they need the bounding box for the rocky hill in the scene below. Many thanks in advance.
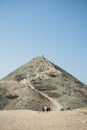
[0,56,87,110]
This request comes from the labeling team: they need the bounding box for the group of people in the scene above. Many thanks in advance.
[39,105,51,112]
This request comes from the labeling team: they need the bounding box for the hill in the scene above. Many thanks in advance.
[0,56,87,110]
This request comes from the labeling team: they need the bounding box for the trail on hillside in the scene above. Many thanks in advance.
[21,80,63,111]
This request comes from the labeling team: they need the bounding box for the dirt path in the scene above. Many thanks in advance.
[48,97,63,111]
[21,80,63,111]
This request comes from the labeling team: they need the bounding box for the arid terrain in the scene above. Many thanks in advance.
[0,107,87,130]
[0,56,87,130]
[0,56,87,111]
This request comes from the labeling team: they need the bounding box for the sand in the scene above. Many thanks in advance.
[0,108,87,130]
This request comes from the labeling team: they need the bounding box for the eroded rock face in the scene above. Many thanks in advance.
[0,56,87,110]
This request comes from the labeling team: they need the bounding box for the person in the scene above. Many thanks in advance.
[43,105,51,112]
[47,106,50,112]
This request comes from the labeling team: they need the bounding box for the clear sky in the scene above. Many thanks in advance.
[0,0,87,84]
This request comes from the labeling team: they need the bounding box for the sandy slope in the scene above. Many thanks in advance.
[0,108,87,130]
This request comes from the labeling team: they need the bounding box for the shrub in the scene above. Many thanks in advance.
[14,74,26,82]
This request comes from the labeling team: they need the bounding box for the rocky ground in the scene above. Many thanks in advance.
[0,56,87,111]
[0,107,87,130]
[0,56,87,130]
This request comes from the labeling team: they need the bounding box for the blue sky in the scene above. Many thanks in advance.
[0,0,87,84]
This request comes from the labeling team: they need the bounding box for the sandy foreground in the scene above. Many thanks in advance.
[0,108,87,130]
